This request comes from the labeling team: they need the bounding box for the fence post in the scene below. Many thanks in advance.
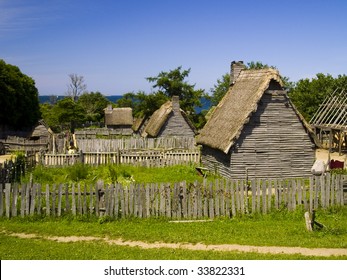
[5,183,11,218]
[0,183,3,217]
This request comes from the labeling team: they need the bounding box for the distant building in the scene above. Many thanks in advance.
[141,96,197,138]
[104,106,133,135]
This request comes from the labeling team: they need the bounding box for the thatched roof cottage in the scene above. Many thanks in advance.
[141,96,196,138]
[104,106,133,135]
[197,61,315,179]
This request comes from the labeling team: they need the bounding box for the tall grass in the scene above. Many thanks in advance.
[21,164,210,185]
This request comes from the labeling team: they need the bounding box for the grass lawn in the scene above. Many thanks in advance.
[1,206,346,260]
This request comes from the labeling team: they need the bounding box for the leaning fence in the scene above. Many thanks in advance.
[1,174,345,219]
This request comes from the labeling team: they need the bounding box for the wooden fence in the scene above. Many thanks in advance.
[41,149,201,167]
[1,174,345,219]
[76,137,197,152]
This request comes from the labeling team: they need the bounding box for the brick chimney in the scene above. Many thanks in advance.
[172,95,180,112]
[230,61,245,85]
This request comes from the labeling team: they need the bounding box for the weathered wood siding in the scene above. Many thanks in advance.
[229,91,315,179]
[200,146,230,178]
[201,91,315,179]
[158,111,195,138]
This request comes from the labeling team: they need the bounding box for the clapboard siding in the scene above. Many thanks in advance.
[158,111,196,138]
[229,92,315,179]
[200,146,231,178]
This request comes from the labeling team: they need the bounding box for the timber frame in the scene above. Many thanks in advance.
[310,89,347,155]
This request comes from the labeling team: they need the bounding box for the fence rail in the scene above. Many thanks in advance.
[42,149,201,167]
[1,175,345,219]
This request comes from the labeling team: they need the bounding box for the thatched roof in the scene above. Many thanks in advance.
[142,101,172,137]
[30,124,50,139]
[142,100,196,137]
[104,107,133,126]
[197,68,284,154]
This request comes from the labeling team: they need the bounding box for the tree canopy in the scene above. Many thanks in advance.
[0,59,41,129]
[289,73,347,121]
[146,66,206,114]
[77,91,110,121]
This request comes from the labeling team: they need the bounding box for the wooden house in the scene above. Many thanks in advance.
[104,106,133,135]
[141,96,197,138]
[196,61,315,179]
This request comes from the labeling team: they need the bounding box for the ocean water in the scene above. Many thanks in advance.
[39,95,211,113]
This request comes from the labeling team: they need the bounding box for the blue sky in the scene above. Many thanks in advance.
[1,0,346,96]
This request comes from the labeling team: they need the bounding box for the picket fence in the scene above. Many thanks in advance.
[42,149,201,167]
[1,174,345,219]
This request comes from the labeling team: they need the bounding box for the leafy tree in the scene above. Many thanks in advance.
[0,59,41,128]
[77,91,110,122]
[116,91,168,118]
[66,73,87,102]
[53,97,85,132]
[146,66,206,114]
[289,73,347,121]
[40,103,60,132]
[210,73,229,106]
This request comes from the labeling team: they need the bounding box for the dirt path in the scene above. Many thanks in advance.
[4,231,347,257]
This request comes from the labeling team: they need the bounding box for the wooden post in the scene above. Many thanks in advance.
[57,184,63,217]
[45,184,50,216]
[5,183,11,218]
[71,184,76,215]
[29,184,36,216]
[11,184,18,217]
[83,184,87,215]
[304,211,312,231]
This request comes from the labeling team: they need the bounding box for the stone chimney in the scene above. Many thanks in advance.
[172,95,180,112]
[230,61,245,85]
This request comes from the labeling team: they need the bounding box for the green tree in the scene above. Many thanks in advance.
[53,97,85,132]
[40,103,60,132]
[210,73,229,106]
[146,66,206,114]
[0,59,41,128]
[116,91,168,118]
[77,91,109,122]
[289,73,347,121]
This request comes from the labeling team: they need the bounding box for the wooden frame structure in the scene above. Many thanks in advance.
[310,88,347,155]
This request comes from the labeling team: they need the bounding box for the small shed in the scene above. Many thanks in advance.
[197,62,315,179]
[141,96,196,138]
[104,106,133,135]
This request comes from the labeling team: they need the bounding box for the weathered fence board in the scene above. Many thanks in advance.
[42,149,200,168]
[76,137,197,152]
[1,175,346,219]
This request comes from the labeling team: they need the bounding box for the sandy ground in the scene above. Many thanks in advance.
[315,149,347,164]
[0,154,13,164]
[3,231,347,257]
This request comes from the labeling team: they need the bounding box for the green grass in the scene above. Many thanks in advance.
[1,207,347,260]
[21,164,211,185]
